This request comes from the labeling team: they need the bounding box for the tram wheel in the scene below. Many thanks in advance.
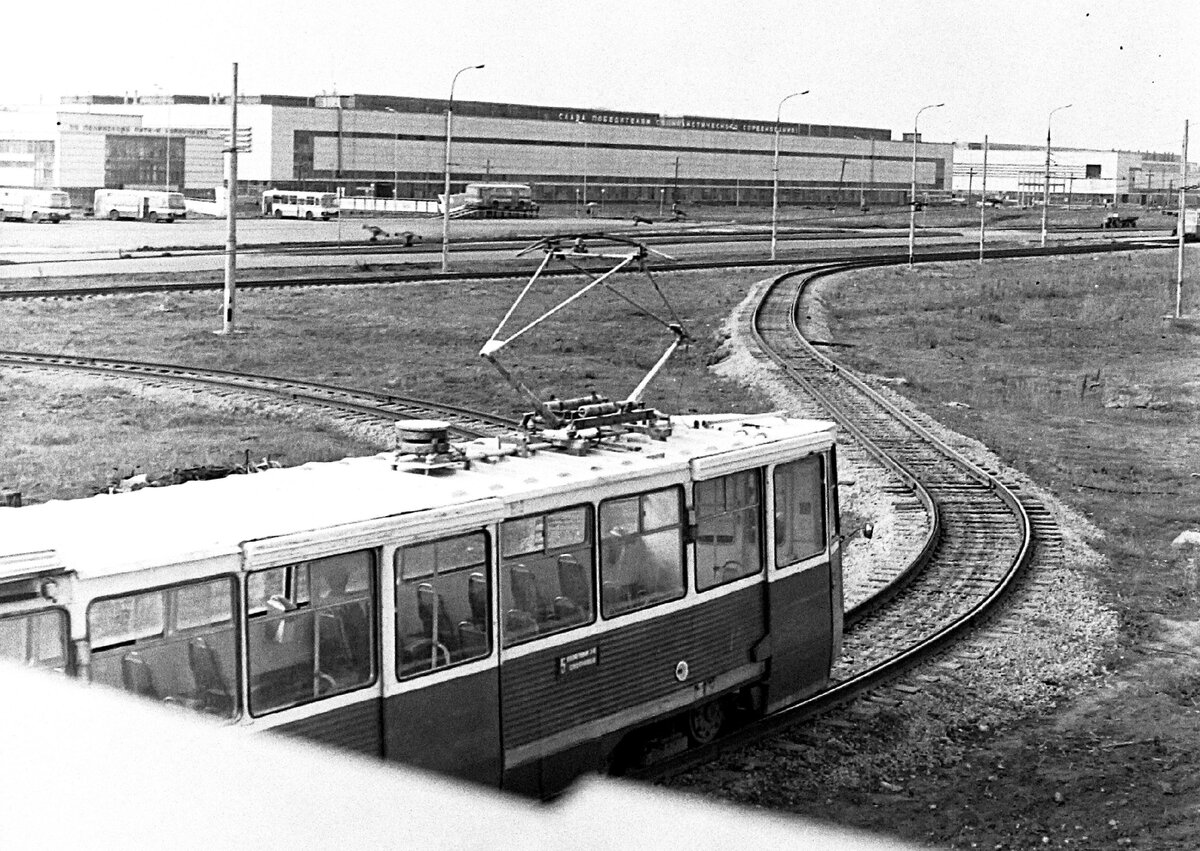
[686,699,725,745]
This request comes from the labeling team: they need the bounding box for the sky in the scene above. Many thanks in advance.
[7,0,1198,153]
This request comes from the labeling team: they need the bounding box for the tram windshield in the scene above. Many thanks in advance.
[0,610,69,673]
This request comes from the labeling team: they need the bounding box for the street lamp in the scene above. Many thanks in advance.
[384,107,399,205]
[1042,103,1072,248]
[442,63,484,273]
[771,89,809,261]
[908,102,944,268]
[153,85,172,193]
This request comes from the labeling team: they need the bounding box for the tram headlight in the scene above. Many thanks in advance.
[39,579,58,602]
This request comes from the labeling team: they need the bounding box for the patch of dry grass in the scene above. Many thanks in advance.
[0,372,382,503]
[0,268,772,503]
[830,248,1200,629]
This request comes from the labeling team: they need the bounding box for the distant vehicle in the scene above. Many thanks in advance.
[1102,212,1139,229]
[441,183,539,218]
[262,190,339,220]
[94,189,186,223]
[465,183,538,213]
[0,187,71,223]
[977,196,1004,208]
[1170,209,1198,240]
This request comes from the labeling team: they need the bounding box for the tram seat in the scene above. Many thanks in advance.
[417,585,459,652]
[457,621,488,657]
[317,611,354,676]
[557,555,590,614]
[552,595,585,625]
[121,652,160,700]
[504,609,539,642]
[602,581,632,613]
[510,566,545,619]
[468,572,487,626]
[188,637,232,715]
[403,639,452,674]
[719,560,744,584]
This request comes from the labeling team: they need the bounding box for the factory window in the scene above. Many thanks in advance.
[1085,164,1102,179]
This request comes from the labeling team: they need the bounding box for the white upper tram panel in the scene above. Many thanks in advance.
[0,414,835,582]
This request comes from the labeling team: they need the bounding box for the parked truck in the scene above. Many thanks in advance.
[0,187,71,223]
[94,189,187,223]
[439,183,539,218]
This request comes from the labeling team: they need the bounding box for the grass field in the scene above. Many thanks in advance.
[4,239,1198,846]
[815,246,1200,847]
[0,267,772,502]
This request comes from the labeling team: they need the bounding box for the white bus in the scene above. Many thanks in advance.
[0,188,72,223]
[94,189,187,223]
[262,190,339,220]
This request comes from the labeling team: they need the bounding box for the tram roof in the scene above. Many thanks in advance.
[0,415,834,581]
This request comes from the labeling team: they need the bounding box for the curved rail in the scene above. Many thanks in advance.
[0,238,1168,302]
[0,350,519,439]
[637,255,1046,780]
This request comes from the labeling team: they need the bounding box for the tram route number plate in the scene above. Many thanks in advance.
[557,646,598,677]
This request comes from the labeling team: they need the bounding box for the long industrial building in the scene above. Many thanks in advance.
[3,93,948,210]
[952,142,1190,207]
[0,92,1189,212]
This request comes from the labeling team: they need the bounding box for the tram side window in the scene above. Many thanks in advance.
[89,577,237,718]
[396,531,490,678]
[500,506,595,647]
[599,487,685,617]
[695,469,763,591]
[773,455,827,567]
[0,610,69,673]
[246,550,375,716]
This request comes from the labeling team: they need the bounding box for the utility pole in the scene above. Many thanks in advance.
[222,62,238,335]
[673,156,680,203]
[979,135,988,265]
[967,168,974,206]
[1176,119,1189,319]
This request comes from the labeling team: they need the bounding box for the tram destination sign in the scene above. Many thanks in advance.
[557,646,598,677]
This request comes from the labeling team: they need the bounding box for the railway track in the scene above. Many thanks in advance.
[631,256,1052,780]
[0,242,1119,782]
[0,234,1168,302]
[0,350,518,439]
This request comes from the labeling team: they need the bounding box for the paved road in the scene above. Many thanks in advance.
[0,214,1150,281]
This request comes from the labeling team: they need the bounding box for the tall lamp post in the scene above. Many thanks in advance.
[384,107,399,204]
[153,85,172,193]
[1041,103,1072,248]
[442,63,484,273]
[908,102,944,268]
[771,89,809,261]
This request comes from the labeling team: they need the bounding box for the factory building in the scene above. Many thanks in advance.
[951,142,1191,207]
[44,93,953,210]
[0,105,224,208]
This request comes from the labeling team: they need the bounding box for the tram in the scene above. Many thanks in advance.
[0,409,841,796]
[0,233,844,797]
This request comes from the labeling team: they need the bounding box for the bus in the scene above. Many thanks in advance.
[0,188,72,223]
[94,189,186,223]
[262,190,339,220]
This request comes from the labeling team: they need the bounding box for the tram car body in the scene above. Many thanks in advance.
[0,414,842,798]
